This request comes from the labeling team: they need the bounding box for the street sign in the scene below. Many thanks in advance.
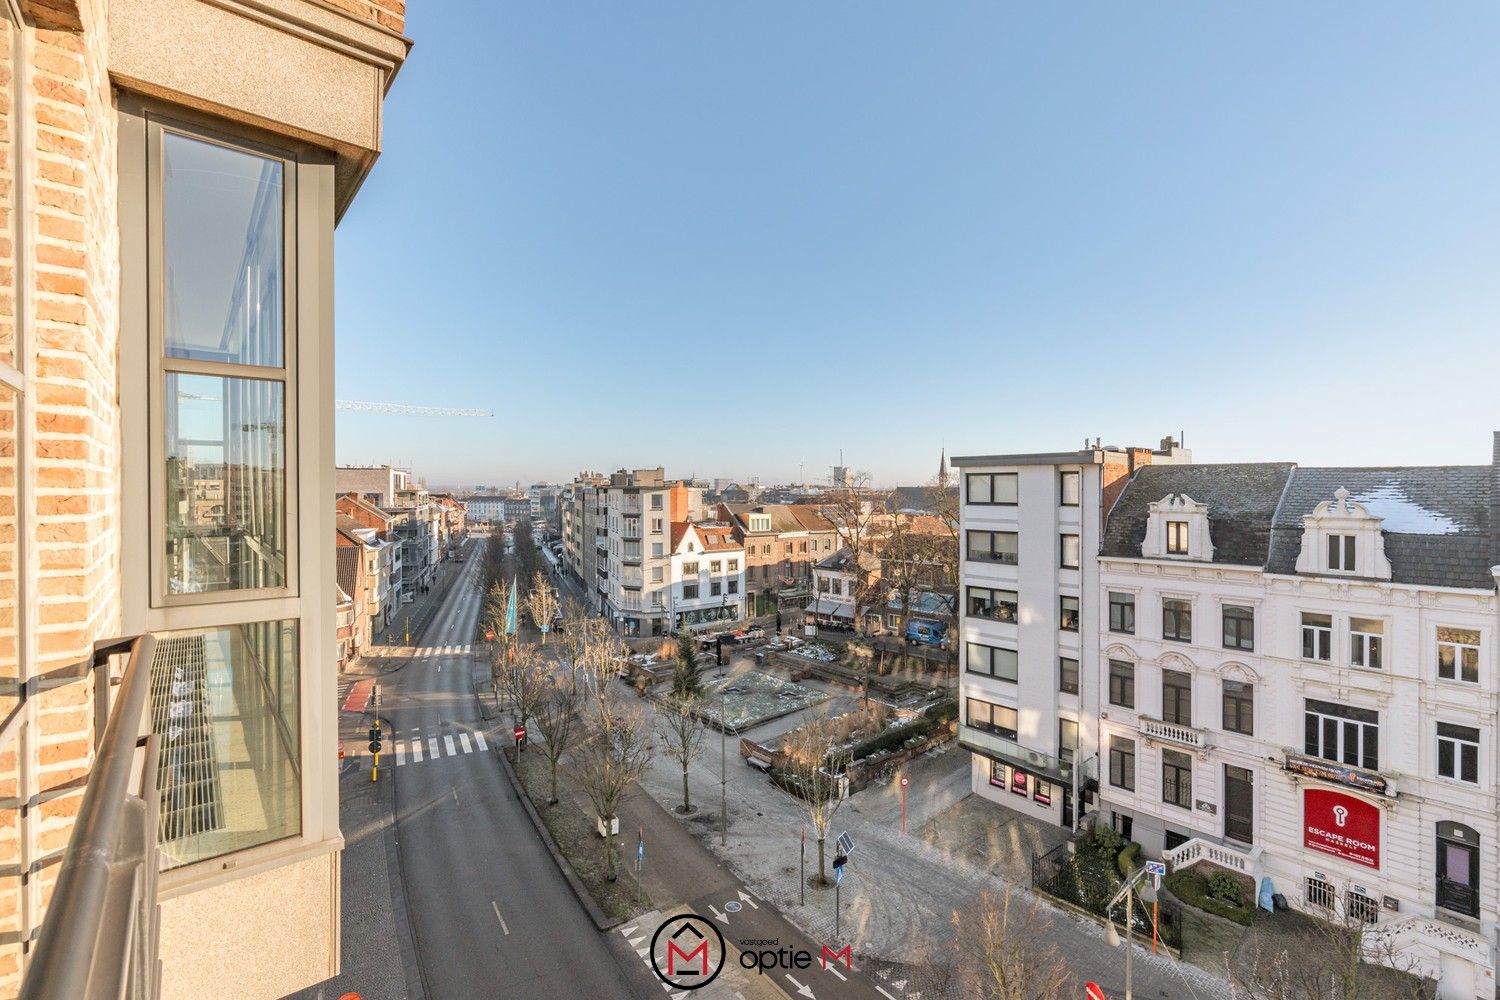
[368,740,382,753]
[899,775,909,788]
[836,831,854,856]
[832,853,848,871]
[514,724,526,749]
[834,865,843,885]
[1085,982,1106,1000]
[1145,860,1167,880]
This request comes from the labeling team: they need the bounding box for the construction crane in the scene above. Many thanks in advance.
[335,399,494,418]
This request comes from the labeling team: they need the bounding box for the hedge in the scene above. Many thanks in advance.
[1165,869,1253,926]
[1117,841,1142,880]
[843,716,936,763]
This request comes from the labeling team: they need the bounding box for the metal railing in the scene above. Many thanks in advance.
[18,633,161,1000]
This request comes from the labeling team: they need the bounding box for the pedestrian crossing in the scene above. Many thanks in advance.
[388,727,490,766]
[414,643,477,657]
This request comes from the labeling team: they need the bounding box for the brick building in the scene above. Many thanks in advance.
[0,1,408,997]
[718,502,838,616]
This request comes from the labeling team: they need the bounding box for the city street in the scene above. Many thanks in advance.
[382,547,663,1000]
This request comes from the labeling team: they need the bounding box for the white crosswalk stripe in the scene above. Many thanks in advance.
[385,727,495,766]
[414,643,475,658]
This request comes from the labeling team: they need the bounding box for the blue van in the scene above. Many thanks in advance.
[905,619,949,649]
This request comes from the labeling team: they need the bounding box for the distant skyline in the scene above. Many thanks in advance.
[335,2,1500,486]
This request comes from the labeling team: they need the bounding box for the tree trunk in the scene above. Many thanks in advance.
[549,759,559,804]
[681,764,692,813]
[605,826,617,881]
[817,835,827,885]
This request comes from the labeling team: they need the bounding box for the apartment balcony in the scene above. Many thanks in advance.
[1140,716,1211,752]
[19,634,161,1000]
[958,724,1072,784]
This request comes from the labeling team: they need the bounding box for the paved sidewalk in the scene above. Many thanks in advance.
[630,691,1236,1000]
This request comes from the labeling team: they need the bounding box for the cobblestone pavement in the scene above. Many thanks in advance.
[632,692,1238,1000]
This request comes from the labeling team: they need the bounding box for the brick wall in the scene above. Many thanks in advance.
[323,0,405,34]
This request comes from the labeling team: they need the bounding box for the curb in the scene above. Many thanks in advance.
[493,743,625,932]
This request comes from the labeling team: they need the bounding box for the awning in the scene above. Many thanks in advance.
[811,598,854,619]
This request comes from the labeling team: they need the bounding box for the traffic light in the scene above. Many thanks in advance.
[368,725,382,754]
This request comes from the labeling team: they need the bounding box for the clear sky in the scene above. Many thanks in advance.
[334,2,1500,489]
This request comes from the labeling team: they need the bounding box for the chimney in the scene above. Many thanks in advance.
[1491,431,1500,572]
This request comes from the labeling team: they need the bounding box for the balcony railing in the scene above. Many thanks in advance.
[958,724,1072,784]
[1141,716,1210,751]
[19,634,161,1000]
[1164,837,1262,881]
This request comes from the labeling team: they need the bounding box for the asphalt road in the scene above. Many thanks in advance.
[381,541,660,1000]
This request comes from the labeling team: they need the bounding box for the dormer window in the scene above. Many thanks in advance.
[1327,534,1356,573]
[1166,521,1189,555]
[1141,495,1213,561]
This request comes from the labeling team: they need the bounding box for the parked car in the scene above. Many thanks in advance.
[905,618,949,649]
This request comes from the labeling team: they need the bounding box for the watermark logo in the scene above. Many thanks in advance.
[650,913,727,990]
[737,937,854,974]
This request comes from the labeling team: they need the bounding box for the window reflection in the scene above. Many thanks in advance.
[165,373,285,593]
[151,619,300,869]
[163,132,283,367]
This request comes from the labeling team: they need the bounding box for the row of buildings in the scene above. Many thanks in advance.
[954,434,1500,997]
[558,465,960,640]
[334,465,465,664]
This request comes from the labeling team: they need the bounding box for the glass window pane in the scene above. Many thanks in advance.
[151,619,300,868]
[165,373,286,593]
[164,132,284,366]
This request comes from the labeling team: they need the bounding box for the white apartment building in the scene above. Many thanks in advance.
[667,522,747,629]
[1096,447,1500,999]
[952,440,1189,829]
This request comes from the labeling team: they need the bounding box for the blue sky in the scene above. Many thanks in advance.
[334,2,1500,488]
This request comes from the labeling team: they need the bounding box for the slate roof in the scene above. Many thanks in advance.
[1266,466,1493,590]
[1102,463,1296,567]
[335,547,361,597]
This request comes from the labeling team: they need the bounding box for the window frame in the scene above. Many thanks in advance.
[1162,669,1192,726]
[1059,656,1079,695]
[966,529,1018,565]
[966,642,1018,683]
[1166,520,1189,555]
[966,585,1018,623]
[965,472,1018,506]
[1304,698,1379,771]
[1161,748,1192,809]
[1327,533,1356,573]
[1349,618,1383,670]
[1108,735,1136,791]
[146,112,302,608]
[1301,612,1333,662]
[1108,592,1135,634]
[1059,595,1080,633]
[1222,679,1254,736]
[1058,470,1081,507]
[1162,598,1192,643]
[1222,605,1255,651]
[1437,722,1480,784]
[1060,533,1080,569]
[966,697,1019,741]
[1437,627,1481,685]
[1108,659,1135,708]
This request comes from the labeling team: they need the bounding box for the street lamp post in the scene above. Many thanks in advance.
[720,685,728,847]
[1104,868,1158,1000]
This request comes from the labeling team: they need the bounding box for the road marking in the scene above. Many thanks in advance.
[738,890,759,909]
[429,737,439,759]
[395,742,405,766]
[876,989,897,1000]
[785,973,815,998]
[412,740,423,763]
[490,900,510,935]
[474,731,489,751]
[824,965,846,981]
[459,733,473,754]
[709,905,727,922]
[444,735,456,756]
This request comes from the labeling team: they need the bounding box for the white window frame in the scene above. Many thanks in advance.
[1301,612,1332,662]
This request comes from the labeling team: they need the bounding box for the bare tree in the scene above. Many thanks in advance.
[577,625,627,725]
[532,672,583,804]
[570,692,654,880]
[818,473,888,635]
[497,644,549,744]
[951,891,1075,1000]
[656,694,707,813]
[557,596,595,684]
[526,569,559,644]
[1226,885,1435,1000]
[922,469,961,688]
[480,577,511,646]
[781,710,854,885]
